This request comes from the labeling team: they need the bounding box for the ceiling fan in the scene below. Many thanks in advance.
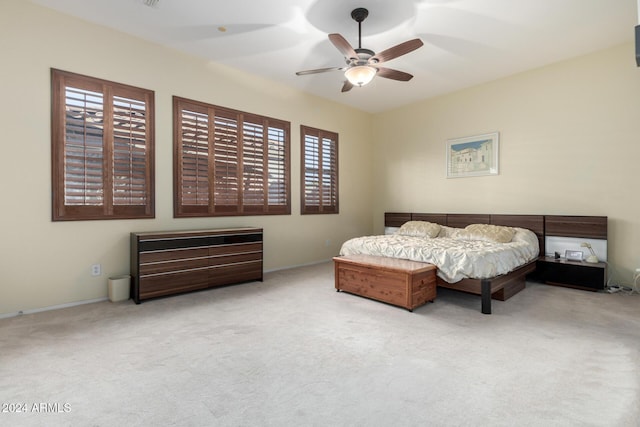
[296,7,424,92]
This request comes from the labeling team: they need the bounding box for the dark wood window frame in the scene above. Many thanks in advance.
[51,69,155,221]
[300,125,339,215]
[173,96,291,217]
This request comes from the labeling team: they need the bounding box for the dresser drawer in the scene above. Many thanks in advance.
[139,269,210,299]
[140,254,209,275]
[140,247,208,263]
[209,251,263,266]
[209,242,262,256]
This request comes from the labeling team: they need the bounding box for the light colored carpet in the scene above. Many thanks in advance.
[1,262,639,427]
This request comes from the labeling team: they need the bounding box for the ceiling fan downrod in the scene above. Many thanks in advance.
[351,8,368,50]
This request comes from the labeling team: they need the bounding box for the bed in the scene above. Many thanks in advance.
[338,213,545,314]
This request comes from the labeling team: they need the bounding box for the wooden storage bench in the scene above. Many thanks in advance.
[333,254,436,311]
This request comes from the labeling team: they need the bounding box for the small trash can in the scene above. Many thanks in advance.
[108,275,131,302]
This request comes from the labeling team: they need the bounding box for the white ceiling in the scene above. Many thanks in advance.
[31,0,637,113]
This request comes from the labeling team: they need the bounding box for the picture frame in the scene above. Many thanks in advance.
[446,132,499,178]
[565,250,583,262]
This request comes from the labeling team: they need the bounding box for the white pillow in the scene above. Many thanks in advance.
[396,221,442,238]
[459,223,515,244]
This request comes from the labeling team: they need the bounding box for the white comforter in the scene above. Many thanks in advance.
[339,228,539,283]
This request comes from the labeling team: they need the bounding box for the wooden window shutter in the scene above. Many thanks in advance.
[212,109,240,214]
[173,96,290,217]
[267,125,288,210]
[52,69,154,221]
[178,106,210,209]
[301,125,339,215]
[112,93,150,207]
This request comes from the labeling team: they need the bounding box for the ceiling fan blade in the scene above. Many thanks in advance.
[372,38,424,63]
[328,33,358,60]
[296,67,343,76]
[376,67,414,81]
[341,81,354,92]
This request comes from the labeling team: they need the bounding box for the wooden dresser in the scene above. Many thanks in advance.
[130,227,263,303]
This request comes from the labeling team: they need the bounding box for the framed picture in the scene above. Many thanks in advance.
[446,132,499,178]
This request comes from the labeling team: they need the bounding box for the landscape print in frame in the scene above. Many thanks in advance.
[446,132,499,178]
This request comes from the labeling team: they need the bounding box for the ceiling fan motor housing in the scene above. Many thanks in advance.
[349,48,375,65]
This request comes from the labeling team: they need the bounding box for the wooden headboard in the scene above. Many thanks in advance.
[544,215,607,239]
[385,212,546,255]
[384,212,610,259]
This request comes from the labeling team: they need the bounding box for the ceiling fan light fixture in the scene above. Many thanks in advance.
[344,65,377,87]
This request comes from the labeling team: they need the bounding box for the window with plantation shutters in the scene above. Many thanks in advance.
[301,125,338,214]
[51,69,155,221]
[173,96,290,217]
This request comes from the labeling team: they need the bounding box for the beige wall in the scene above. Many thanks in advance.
[0,1,373,315]
[2,1,638,316]
[372,43,640,285]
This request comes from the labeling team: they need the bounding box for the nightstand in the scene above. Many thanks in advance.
[537,256,607,291]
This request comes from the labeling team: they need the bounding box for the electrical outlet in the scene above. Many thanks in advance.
[325,239,331,247]
[91,264,101,276]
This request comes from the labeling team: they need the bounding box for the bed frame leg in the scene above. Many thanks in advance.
[481,280,492,315]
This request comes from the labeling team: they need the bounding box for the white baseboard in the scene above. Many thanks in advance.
[1,260,335,319]
[0,297,109,320]
[264,258,332,273]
